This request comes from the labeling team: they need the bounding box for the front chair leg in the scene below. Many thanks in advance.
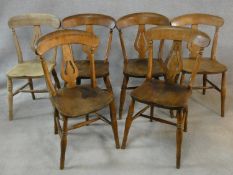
[119,75,129,120]
[221,72,226,117]
[176,110,183,169]
[60,117,68,170]
[28,78,36,100]
[103,75,113,93]
[7,77,13,121]
[109,100,120,149]
[121,99,135,149]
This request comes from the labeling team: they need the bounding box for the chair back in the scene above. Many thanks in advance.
[35,30,99,96]
[8,13,60,63]
[116,12,170,61]
[62,14,115,62]
[146,26,210,87]
[171,13,224,60]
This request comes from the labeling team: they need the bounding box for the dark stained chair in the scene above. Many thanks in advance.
[7,13,60,120]
[116,12,170,119]
[35,30,120,169]
[62,13,116,93]
[121,26,210,168]
[171,13,226,117]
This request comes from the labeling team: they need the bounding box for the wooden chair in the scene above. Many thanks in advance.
[116,12,170,119]
[121,26,210,168]
[7,13,60,120]
[35,29,120,169]
[171,13,226,117]
[62,13,116,92]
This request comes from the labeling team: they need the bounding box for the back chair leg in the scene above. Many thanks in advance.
[60,117,68,170]
[119,75,129,120]
[150,105,154,122]
[76,77,81,85]
[52,69,61,89]
[109,100,120,149]
[28,78,36,100]
[203,74,207,95]
[176,110,183,169]
[121,99,135,149]
[54,108,59,134]
[103,75,113,93]
[183,107,188,132]
[7,77,13,121]
[221,72,226,117]
[180,72,185,85]
[85,114,89,126]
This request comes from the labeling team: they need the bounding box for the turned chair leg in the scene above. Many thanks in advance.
[60,117,68,170]
[150,105,154,122]
[221,72,226,117]
[109,100,120,148]
[7,77,13,121]
[103,76,113,93]
[176,110,183,169]
[203,74,207,95]
[28,78,36,100]
[52,69,61,89]
[54,108,59,134]
[121,99,135,149]
[119,75,129,120]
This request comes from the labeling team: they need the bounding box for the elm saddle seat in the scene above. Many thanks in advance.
[183,57,227,74]
[131,79,191,109]
[124,59,164,77]
[7,60,55,78]
[51,85,113,117]
[75,60,109,78]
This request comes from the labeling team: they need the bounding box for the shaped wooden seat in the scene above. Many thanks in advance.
[183,57,227,74]
[35,29,120,170]
[7,13,60,120]
[131,79,191,109]
[116,12,170,119]
[51,85,113,117]
[7,59,55,78]
[171,13,226,117]
[124,59,163,77]
[75,60,109,78]
[121,26,210,169]
[62,14,116,92]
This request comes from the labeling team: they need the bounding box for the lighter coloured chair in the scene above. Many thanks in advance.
[116,12,170,119]
[62,13,116,93]
[171,13,226,117]
[35,29,120,169]
[121,26,210,168]
[7,13,61,120]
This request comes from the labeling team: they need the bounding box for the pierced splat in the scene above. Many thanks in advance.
[134,25,147,59]
[82,25,97,59]
[61,45,79,88]
[165,41,183,83]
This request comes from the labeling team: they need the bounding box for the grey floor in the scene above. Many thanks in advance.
[0,83,233,175]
